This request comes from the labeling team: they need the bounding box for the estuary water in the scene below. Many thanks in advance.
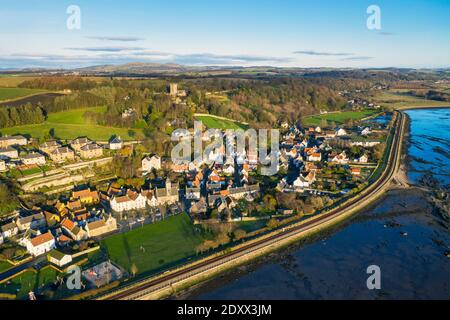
[183,108,450,300]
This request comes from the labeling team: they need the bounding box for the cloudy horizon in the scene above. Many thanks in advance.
[0,0,449,69]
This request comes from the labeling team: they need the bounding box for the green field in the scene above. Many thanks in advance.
[46,106,106,125]
[0,267,58,299]
[0,87,47,101]
[196,115,248,130]
[0,107,143,141]
[101,214,207,276]
[302,110,379,127]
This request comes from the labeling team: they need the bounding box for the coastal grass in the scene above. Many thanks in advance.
[302,110,379,127]
[0,87,47,101]
[0,107,143,141]
[101,214,207,276]
[196,115,248,130]
[373,91,450,109]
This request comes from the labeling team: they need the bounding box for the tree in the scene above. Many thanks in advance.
[266,218,280,229]
[0,183,19,217]
[308,196,325,210]
[49,128,56,139]
[130,263,138,277]
[263,194,277,211]
[345,118,354,128]
[216,232,230,246]
[196,240,217,254]
[233,229,247,241]
[373,143,386,162]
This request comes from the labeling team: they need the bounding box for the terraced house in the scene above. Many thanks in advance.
[0,135,27,148]
[22,152,46,166]
[61,218,88,241]
[70,137,92,152]
[50,147,75,163]
[0,147,19,159]
[142,155,161,172]
[39,140,61,155]
[1,222,18,239]
[16,212,47,231]
[80,143,103,159]
[72,188,100,205]
[85,215,117,237]
[110,189,147,212]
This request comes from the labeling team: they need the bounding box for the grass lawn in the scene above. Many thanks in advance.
[0,87,47,101]
[302,110,379,127]
[196,115,249,130]
[0,260,13,273]
[36,267,58,289]
[101,214,207,276]
[19,166,42,176]
[0,267,59,300]
[0,270,37,299]
[0,107,143,141]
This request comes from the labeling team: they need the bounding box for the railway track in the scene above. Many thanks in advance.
[100,111,405,300]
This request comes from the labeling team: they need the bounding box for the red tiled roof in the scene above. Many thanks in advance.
[58,235,72,243]
[61,218,75,231]
[30,232,54,247]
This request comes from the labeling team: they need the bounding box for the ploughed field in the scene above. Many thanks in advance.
[0,87,49,102]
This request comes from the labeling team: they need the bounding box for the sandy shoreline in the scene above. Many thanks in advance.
[393,163,411,188]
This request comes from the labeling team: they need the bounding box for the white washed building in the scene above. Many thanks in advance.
[142,155,161,172]
[110,190,147,212]
[24,232,56,257]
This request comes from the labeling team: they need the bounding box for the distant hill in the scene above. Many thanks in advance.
[1,63,448,81]
[75,62,234,76]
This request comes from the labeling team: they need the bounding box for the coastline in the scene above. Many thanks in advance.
[174,108,450,300]
[177,188,449,300]
[394,105,450,111]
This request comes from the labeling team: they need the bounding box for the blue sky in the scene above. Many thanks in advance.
[0,0,449,69]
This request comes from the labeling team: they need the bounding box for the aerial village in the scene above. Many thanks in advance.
[0,84,391,296]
